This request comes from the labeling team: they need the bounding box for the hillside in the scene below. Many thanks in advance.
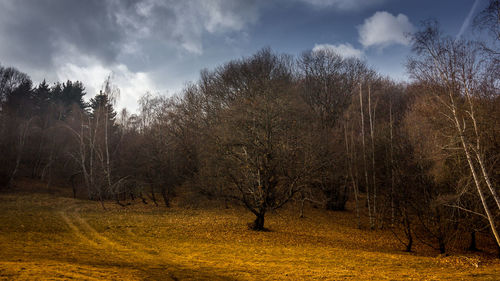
[1,184,499,280]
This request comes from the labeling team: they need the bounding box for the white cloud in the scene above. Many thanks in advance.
[57,63,157,113]
[54,48,157,113]
[299,0,386,10]
[312,43,363,59]
[358,11,414,48]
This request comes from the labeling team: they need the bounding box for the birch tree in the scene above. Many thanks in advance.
[408,23,500,247]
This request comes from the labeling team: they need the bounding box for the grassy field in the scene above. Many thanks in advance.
[1,183,500,280]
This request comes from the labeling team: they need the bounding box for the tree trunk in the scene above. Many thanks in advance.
[405,238,413,252]
[403,207,413,252]
[451,104,500,247]
[389,100,395,227]
[299,197,305,218]
[161,186,170,208]
[138,193,148,204]
[468,230,478,251]
[98,191,106,210]
[368,85,377,229]
[346,122,361,229]
[70,173,78,199]
[325,186,346,211]
[115,193,126,207]
[463,88,500,212]
[405,234,413,252]
[8,118,32,188]
[476,152,500,211]
[32,130,45,179]
[249,212,266,231]
[359,83,373,229]
[150,185,158,206]
[89,114,98,200]
[104,107,115,207]
[438,238,446,255]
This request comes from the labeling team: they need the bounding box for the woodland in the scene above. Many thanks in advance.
[1,2,499,266]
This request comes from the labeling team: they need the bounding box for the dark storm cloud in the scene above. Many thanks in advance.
[0,0,125,67]
[0,0,259,69]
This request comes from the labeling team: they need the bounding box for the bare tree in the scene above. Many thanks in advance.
[199,49,313,230]
[408,23,500,247]
[298,49,371,211]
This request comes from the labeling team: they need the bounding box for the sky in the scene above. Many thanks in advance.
[0,0,489,112]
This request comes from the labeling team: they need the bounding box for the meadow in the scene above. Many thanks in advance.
[1,182,500,280]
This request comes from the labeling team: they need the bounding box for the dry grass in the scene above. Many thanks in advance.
[1,184,500,280]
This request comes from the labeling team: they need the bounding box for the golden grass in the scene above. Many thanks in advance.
[1,186,500,280]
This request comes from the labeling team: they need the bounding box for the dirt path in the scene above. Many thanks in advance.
[59,203,157,261]
[57,202,232,280]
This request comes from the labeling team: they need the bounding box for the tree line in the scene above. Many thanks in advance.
[0,8,499,255]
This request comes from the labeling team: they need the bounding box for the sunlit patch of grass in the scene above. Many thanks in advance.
[1,189,499,280]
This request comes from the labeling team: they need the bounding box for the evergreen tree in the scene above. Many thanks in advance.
[32,80,51,116]
[89,91,117,126]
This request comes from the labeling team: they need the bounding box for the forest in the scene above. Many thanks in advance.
[0,3,499,276]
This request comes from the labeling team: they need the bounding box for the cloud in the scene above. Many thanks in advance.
[358,11,414,48]
[113,0,258,55]
[57,61,157,113]
[0,0,259,67]
[0,0,121,69]
[298,0,386,10]
[53,46,157,113]
[0,0,258,111]
[312,43,363,59]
